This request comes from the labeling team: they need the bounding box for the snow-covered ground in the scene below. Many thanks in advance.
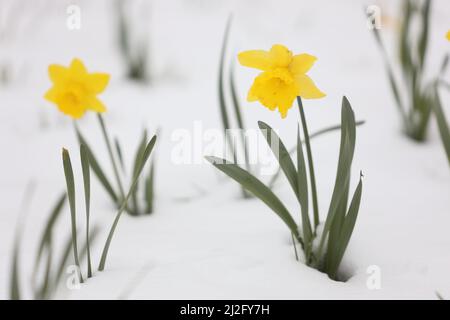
[0,0,449,299]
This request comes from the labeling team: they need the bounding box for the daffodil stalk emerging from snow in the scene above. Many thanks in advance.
[45,58,157,215]
[207,44,363,280]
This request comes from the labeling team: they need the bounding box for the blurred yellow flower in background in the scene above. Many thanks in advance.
[238,44,325,118]
[45,58,110,119]
[447,30,450,41]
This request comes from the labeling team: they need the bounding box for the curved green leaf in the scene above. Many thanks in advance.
[326,173,363,279]
[432,85,450,166]
[318,97,356,255]
[74,126,118,203]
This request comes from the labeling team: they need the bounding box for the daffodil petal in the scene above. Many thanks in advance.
[447,30,450,41]
[296,74,326,99]
[269,44,292,67]
[238,50,272,71]
[289,54,317,75]
[87,73,110,93]
[87,97,107,113]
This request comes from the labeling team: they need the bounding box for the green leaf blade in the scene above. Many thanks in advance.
[62,148,83,283]
[75,125,118,203]
[206,156,299,238]
[327,173,363,279]
[258,121,299,200]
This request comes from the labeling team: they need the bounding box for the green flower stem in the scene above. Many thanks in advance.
[297,97,319,230]
[97,114,126,202]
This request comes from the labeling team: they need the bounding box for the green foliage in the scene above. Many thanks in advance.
[369,0,438,142]
[62,134,157,276]
[10,193,99,299]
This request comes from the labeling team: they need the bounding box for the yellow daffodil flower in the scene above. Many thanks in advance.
[238,44,325,118]
[45,58,110,119]
[447,30,450,41]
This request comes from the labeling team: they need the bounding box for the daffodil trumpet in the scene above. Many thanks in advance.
[369,0,448,143]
